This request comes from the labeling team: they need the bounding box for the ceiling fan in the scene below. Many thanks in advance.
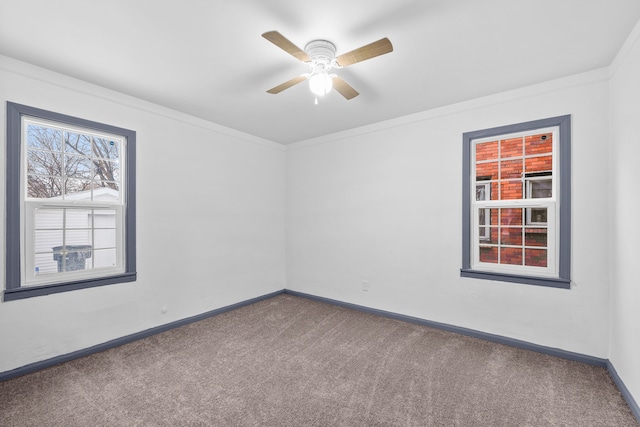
[262,31,393,103]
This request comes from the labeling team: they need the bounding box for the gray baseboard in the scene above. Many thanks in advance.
[607,361,640,423]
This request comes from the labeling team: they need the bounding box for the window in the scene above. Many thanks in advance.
[461,115,570,288]
[5,102,136,301]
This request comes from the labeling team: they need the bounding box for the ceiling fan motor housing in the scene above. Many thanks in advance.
[305,40,337,70]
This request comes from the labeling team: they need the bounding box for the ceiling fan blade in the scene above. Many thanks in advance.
[262,31,311,62]
[267,76,307,94]
[335,37,393,67]
[332,77,359,100]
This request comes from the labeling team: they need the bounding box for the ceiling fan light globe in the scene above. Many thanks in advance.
[309,72,333,96]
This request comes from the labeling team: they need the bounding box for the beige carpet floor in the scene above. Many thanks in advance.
[0,294,637,426]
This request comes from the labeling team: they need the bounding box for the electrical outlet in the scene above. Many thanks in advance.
[361,280,370,291]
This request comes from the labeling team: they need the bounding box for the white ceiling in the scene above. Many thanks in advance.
[1,0,639,144]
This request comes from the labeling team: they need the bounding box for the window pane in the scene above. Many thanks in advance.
[93,137,120,161]
[500,159,523,179]
[499,180,523,200]
[486,226,499,244]
[93,210,117,228]
[66,229,92,246]
[528,207,547,224]
[34,253,60,276]
[476,185,489,201]
[529,179,552,199]
[62,249,92,272]
[478,223,498,244]
[479,246,498,263]
[27,124,62,151]
[91,183,120,202]
[476,140,498,162]
[501,208,523,226]
[66,209,92,228]
[477,187,486,202]
[28,175,63,198]
[525,229,547,247]
[27,149,61,176]
[35,230,63,253]
[93,159,119,183]
[491,207,499,226]
[478,207,488,238]
[65,178,93,198]
[35,208,63,229]
[525,133,552,155]
[94,248,117,269]
[525,248,547,267]
[65,154,93,180]
[65,132,92,155]
[501,228,522,246]
[476,161,498,180]
[31,206,119,273]
[500,247,523,265]
[94,229,116,249]
[479,208,498,243]
[525,155,553,174]
[500,137,522,158]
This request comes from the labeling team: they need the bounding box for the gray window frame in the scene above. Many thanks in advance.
[460,115,571,289]
[4,102,136,301]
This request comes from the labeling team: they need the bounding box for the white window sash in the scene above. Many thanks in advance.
[470,126,559,276]
[21,116,126,204]
[20,117,127,287]
[23,202,125,287]
[471,200,557,276]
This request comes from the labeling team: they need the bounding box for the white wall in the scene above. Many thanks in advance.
[609,21,640,407]
[0,56,286,373]
[286,69,611,358]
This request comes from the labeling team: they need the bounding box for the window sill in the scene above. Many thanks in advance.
[3,273,137,301]
[460,269,570,289]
